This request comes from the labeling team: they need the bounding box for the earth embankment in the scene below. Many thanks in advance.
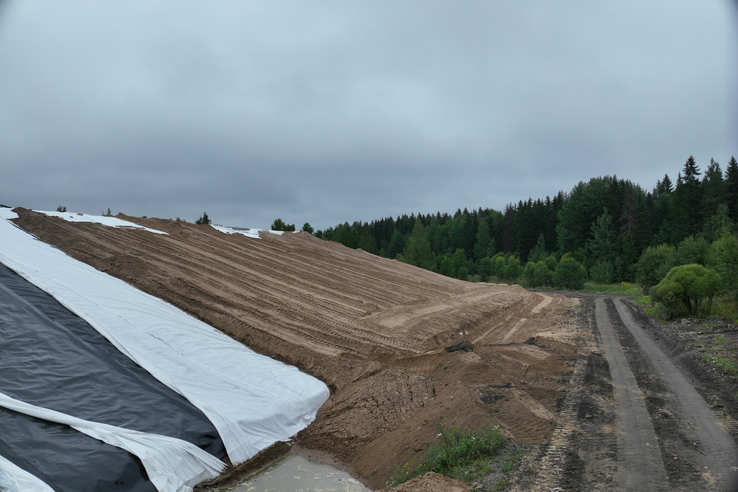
[12,209,580,489]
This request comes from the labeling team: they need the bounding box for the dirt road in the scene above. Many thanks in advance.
[513,295,738,492]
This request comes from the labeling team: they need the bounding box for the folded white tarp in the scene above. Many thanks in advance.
[0,455,54,492]
[0,392,223,492]
[35,210,168,234]
[0,209,330,464]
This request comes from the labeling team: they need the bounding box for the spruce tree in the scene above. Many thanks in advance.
[386,229,406,259]
[474,218,492,261]
[726,156,738,221]
[670,156,703,242]
[528,233,548,264]
[701,159,727,219]
[401,220,434,269]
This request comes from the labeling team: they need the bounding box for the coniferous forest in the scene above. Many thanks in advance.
[313,156,738,316]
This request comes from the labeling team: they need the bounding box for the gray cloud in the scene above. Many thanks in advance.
[0,1,735,230]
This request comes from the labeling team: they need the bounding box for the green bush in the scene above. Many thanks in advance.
[523,261,553,287]
[708,232,738,300]
[674,236,710,266]
[650,264,721,318]
[635,244,675,289]
[554,257,587,290]
[478,257,494,282]
[501,256,521,281]
[543,255,558,272]
[589,261,613,284]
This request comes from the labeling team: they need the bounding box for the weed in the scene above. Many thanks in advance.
[714,335,726,347]
[630,294,651,307]
[389,425,506,487]
[715,356,738,375]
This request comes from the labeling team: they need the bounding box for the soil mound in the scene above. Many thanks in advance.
[12,209,579,489]
[376,472,467,492]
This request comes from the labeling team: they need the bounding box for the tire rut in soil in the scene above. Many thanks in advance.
[607,298,738,491]
[511,297,617,492]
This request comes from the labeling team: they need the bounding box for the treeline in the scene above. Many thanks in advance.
[315,156,738,292]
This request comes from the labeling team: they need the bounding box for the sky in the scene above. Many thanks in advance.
[1,1,736,231]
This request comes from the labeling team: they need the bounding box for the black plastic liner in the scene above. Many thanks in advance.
[0,263,225,489]
[0,407,156,492]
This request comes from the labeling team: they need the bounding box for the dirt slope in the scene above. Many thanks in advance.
[11,209,579,489]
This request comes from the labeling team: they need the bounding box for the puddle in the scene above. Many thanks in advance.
[222,455,371,492]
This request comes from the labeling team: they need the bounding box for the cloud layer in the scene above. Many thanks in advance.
[1,1,735,229]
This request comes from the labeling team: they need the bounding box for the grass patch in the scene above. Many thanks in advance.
[389,425,506,487]
[715,356,738,375]
[630,293,661,318]
[581,282,642,295]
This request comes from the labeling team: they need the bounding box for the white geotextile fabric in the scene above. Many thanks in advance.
[0,392,223,492]
[0,454,55,492]
[0,211,330,465]
[36,210,168,234]
[210,224,261,239]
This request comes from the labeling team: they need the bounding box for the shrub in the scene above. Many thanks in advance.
[56,205,67,212]
[477,257,494,282]
[674,236,710,266]
[589,261,613,284]
[533,261,554,286]
[650,264,721,318]
[554,257,587,290]
[635,244,675,289]
[543,255,558,272]
[523,261,553,287]
[708,232,738,300]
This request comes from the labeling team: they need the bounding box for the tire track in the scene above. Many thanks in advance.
[612,298,738,491]
[595,297,669,491]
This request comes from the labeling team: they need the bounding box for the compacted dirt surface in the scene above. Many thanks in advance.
[510,294,738,492]
[10,209,738,491]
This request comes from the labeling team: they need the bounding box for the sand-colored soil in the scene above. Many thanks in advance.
[12,210,579,490]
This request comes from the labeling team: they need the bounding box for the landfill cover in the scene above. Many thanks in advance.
[0,208,330,491]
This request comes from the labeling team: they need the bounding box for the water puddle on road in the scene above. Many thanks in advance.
[224,455,371,492]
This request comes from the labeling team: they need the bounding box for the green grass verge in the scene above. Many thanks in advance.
[581,282,642,295]
[389,425,506,487]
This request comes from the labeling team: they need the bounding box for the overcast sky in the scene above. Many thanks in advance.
[1,1,736,230]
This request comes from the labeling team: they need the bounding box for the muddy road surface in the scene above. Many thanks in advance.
[514,295,738,492]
